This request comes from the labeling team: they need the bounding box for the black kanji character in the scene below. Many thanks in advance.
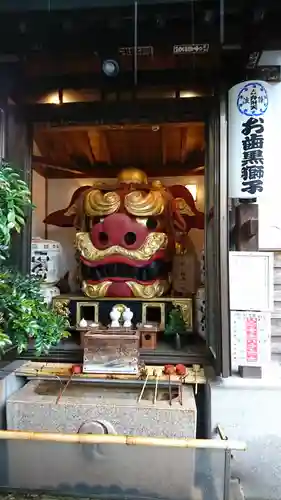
[241,166,264,181]
[242,134,264,151]
[242,117,264,135]
[250,89,258,111]
[242,149,264,166]
[241,179,264,195]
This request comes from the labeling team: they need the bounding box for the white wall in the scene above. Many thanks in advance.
[46,176,205,278]
[31,170,46,239]
[259,83,281,250]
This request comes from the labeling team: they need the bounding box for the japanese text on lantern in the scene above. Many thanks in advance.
[241,96,265,196]
[245,317,258,363]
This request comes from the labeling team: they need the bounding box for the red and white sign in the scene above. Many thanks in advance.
[231,311,271,369]
[245,317,258,362]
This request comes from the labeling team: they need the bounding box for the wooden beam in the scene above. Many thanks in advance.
[25,98,212,125]
[32,152,205,179]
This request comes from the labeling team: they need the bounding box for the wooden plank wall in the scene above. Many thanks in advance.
[271,253,281,359]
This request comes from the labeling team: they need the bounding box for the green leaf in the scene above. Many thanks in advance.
[0,162,70,357]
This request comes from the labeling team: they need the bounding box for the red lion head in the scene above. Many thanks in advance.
[44,168,204,298]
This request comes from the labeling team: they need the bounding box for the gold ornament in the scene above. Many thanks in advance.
[52,298,70,317]
[125,190,165,217]
[127,279,170,299]
[172,299,193,330]
[84,190,120,217]
[82,281,112,298]
[75,231,168,262]
[118,168,148,185]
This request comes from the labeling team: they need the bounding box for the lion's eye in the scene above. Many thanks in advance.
[146,217,158,230]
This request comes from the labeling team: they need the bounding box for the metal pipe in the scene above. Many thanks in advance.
[0,107,6,160]
[0,430,247,451]
[134,1,138,86]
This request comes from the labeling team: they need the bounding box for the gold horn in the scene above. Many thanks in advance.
[124,189,165,217]
[84,189,121,217]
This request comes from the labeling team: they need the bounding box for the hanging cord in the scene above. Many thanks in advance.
[190,0,195,71]
[220,0,225,45]
[134,1,138,86]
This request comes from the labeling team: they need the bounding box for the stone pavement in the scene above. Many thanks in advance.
[0,482,246,500]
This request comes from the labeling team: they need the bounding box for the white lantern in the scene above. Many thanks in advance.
[228,80,272,199]
[31,238,62,285]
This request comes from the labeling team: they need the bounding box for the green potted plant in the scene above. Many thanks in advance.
[164,306,187,350]
[0,160,70,355]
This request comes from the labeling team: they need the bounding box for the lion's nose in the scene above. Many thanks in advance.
[91,213,148,250]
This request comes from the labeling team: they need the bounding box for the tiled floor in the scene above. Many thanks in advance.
[0,496,84,500]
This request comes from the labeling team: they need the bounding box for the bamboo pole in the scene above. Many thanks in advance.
[137,372,149,403]
[0,430,246,451]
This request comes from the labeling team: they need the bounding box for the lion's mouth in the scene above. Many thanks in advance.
[81,259,171,282]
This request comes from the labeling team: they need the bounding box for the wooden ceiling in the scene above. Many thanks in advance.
[1,0,277,105]
[33,122,205,178]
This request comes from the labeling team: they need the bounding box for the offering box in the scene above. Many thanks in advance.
[83,328,140,375]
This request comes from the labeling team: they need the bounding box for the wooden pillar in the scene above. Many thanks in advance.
[234,201,259,252]
[6,106,33,274]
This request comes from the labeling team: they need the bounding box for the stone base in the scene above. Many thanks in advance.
[7,379,196,437]
[6,379,197,499]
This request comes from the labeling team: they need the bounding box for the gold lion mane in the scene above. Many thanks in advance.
[84,188,166,218]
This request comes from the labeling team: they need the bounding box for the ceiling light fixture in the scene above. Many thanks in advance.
[102,59,120,77]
